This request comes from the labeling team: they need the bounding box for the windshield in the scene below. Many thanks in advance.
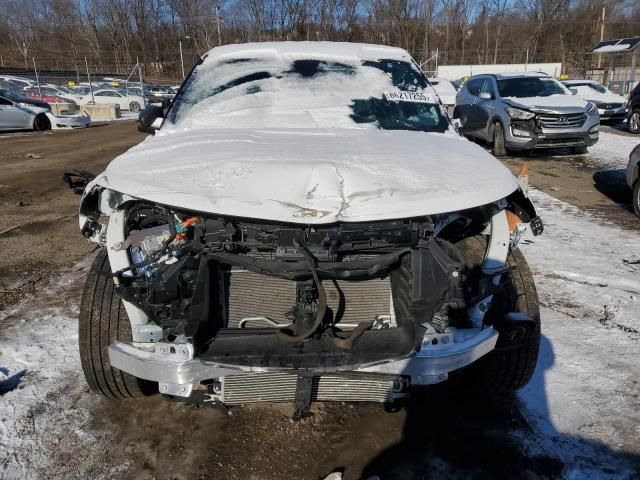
[573,83,608,95]
[0,89,29,101]
[166,56,448,133]
[497,77,568,98]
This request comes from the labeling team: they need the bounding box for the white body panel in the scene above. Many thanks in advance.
[93,127,518,224]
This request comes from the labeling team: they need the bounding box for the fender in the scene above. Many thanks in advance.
[507,188,543,235]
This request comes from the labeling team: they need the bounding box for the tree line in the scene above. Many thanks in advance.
[0,0,638,80]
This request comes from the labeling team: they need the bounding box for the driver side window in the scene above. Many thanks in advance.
[480,79,496,99]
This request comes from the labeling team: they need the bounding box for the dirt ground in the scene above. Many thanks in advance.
[1,123,639,479]
[0,123,146,310]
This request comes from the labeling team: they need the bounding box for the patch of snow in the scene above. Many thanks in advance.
[585,131,638,168]
[518,188,640,471]
[592,44,631,53]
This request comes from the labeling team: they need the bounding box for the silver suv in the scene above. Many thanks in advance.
[455,72,600,156]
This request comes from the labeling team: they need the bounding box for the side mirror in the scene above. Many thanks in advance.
[569,88,578,95]
[138,104,164,134]
[478,91,493,100]
[452,105,489,134]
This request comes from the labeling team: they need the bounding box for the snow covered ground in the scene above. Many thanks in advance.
[1,130,639,478]
[583,130,636,168]
[517,189,640,477]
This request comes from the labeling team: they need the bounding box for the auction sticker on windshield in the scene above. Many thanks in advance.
[384,90,435,103]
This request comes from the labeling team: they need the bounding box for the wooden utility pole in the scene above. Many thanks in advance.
[597,5,606,68]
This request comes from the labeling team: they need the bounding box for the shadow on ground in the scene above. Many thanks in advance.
[359,335,640,480]
[593,169,633,210]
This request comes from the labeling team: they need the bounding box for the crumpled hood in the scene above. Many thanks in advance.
[503,94,589,114]
[96,128,518,224]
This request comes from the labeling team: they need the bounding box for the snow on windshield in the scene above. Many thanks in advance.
[166,55,448,132]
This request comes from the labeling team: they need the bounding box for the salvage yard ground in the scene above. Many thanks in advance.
[1,123,639,479]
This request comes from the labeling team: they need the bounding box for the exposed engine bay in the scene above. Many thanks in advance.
[78,185,541,411]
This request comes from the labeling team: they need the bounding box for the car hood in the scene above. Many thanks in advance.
[95,128,518,224]
[503,94,589,114]
[579,92,627,105]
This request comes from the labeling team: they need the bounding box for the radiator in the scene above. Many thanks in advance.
[224,269,393,328]
[220,372,406,404]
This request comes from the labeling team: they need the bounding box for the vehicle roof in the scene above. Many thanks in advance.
[469,72,549,80]
[202,41,412,64]
[562,79,600,85]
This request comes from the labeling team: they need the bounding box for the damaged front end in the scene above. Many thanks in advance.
[79,185,542,409]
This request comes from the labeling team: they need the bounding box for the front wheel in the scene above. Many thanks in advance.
[492,122,507,157]
[33,113,51,131]
[453,235,541,395]
[633,181,640,217]
[79,249,155,399]
[629,110,640,134]
[129,101,141,112]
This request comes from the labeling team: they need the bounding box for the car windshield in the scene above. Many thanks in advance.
[0,89,29,101]
[497,77,568,98]
[573,83,608,94]
[166,56,448,133]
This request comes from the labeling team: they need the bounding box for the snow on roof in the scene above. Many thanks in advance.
[491,71,548,79]
[588,37,640,54]
[562,79,599,85]
[202,41,412,64]
[592,44,631,53]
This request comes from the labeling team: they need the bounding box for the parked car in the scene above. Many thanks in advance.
[23,88,79,111]
[0,75,35,91]
[0,92,90,131]
[562,79,627,123]
[0,89,51,111]
[144,85,175,103]
[78,88,144,111]
[455,72,600,156]
[77,42,543,414]
[627,144,640,216]
[627,82,640,134]
[428,78,457,113]
[0,94,51,130]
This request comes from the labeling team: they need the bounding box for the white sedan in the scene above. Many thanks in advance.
[562,79,627,122]
[77,89,145,112]
[0,95,90,131]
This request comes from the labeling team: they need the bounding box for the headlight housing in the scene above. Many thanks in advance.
[586,102,598,116]
[506,107,535,120]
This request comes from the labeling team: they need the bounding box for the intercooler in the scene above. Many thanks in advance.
[224,268,394,328]
[220,372,407,404]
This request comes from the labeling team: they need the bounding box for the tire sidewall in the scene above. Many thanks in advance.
[492,121,507,157]
[634,181,640,217]
[130,101,141,112]
[34,113,51,131]
[629,111,640,134]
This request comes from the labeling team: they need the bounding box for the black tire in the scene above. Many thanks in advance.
[572,145,588,155]
[79,249,155,398]
[33,113,51,131]
[633,181,640,217]
[454,235,541,395]
[492,122,507,157]
[129,101,141,112]
[628,109,640,134]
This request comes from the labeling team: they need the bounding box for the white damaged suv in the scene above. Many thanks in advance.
[78,42,543,414]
